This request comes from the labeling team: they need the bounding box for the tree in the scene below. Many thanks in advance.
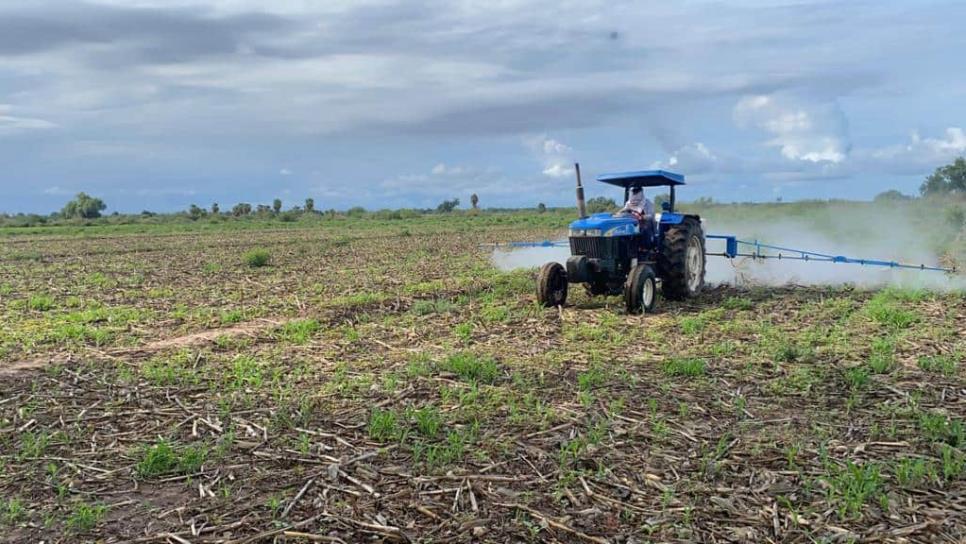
[272,198,282,214]
[537,202,547,213]
[436,198,460,213]
[61,192,107,219]
[585,196,617,214]
[921,157,966,196]
[255,204,272,216]
[873,189,913,203]
[231,203,252,217]
[187,204,207,220]
[211,202,220,215]
[470,193,479,209]
[304,198,315,213]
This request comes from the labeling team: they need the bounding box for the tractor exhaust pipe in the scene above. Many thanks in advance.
[575,162,587,218]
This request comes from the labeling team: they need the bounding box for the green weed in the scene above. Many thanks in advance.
[577,365,606,392]
[918,354,958,376]
[894,457,936,488]
[243,248,271,268]
[136,439,207,478]
[277,319,320,344]
[219,309,244,324]
[411,299,457,315]
[919,412,964,447]
[454,322,474,343]
[409,405,443,438]
[1,498,25,525]
[722,296,754,310]
[368,408,403,442]
[865,296,919,329]
[824,461,883,519]
[440,352,499,384]
[663,358,706,378]
[66,502,107,533]
[844,367,870,390]
[28,294,54,311]
[18,430,50,460]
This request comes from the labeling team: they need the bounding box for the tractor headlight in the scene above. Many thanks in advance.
[569,229,584,237]
[584,229,602,237]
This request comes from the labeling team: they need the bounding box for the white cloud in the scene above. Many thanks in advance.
[733,95,848,163]
[0,105,57,134]
[279,168,292,175]
[655,142,718,174]
[43,186,73,196]
[431,163,465,176]
[872,127,966,160]
[527,136,574,178]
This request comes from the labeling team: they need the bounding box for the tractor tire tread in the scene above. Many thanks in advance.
[659,217,706,300]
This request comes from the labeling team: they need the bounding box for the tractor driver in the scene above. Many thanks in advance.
[617,186,654,220]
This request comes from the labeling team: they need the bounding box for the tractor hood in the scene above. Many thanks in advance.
[568,213,639,237]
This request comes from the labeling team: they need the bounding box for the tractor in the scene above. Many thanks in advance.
[536,169,706,313]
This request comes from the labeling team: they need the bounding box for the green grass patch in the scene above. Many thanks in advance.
[66,502,107,533]
[440,352,500,384]
[918,354,958,376]
[243,248,271,268]
[824,461,884,520]
[865,295,920,329]
[919,412,964,447]
[663,358,706,378]
[27,294,54,312]
[277,319,320,344]
[722,296,754,310]
[867,336,896,374]
[1,498,25,526]
[844,367,870,390]
[368,408,403,442]
[410,299,458,315]
[894,457,937,488]
[409,405,443,438]
[135,439,207,478]
[219,309,244,324]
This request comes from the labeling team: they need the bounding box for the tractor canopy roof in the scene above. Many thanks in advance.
[596,170,685,188]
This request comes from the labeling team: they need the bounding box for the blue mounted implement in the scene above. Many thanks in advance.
[512,164,956,314]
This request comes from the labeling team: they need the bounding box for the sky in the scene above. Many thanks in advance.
[1,0,965,214]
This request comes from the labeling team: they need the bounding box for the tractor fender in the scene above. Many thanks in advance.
[657,213,701,226]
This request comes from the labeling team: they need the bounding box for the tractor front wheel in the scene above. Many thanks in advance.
[537,262,568,307]
[624,264,657,314]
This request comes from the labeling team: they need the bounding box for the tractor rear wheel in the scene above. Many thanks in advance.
[624,264,657,314]
[659,217,706,300]
[537,262,568,307]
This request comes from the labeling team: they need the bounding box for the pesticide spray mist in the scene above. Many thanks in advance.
[491,203,965,291]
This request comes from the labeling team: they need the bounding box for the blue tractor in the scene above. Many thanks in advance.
[537,169,706,313]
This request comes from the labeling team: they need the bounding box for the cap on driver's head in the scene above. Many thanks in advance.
[631,186,643,193]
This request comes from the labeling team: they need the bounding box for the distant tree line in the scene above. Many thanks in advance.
[3,158,964,229]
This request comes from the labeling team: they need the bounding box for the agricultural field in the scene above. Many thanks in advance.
[1,208,965,543]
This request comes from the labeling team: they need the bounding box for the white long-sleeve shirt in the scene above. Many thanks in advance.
[622,191,654,216]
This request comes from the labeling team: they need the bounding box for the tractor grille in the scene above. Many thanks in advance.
[570,237,609,259]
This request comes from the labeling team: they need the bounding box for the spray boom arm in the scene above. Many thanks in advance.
[483,235,957,274]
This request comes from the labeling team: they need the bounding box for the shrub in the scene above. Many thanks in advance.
[586,196,618,214]
[243,248,271,268]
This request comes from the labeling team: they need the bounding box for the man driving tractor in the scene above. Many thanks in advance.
[617,186,654,220]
